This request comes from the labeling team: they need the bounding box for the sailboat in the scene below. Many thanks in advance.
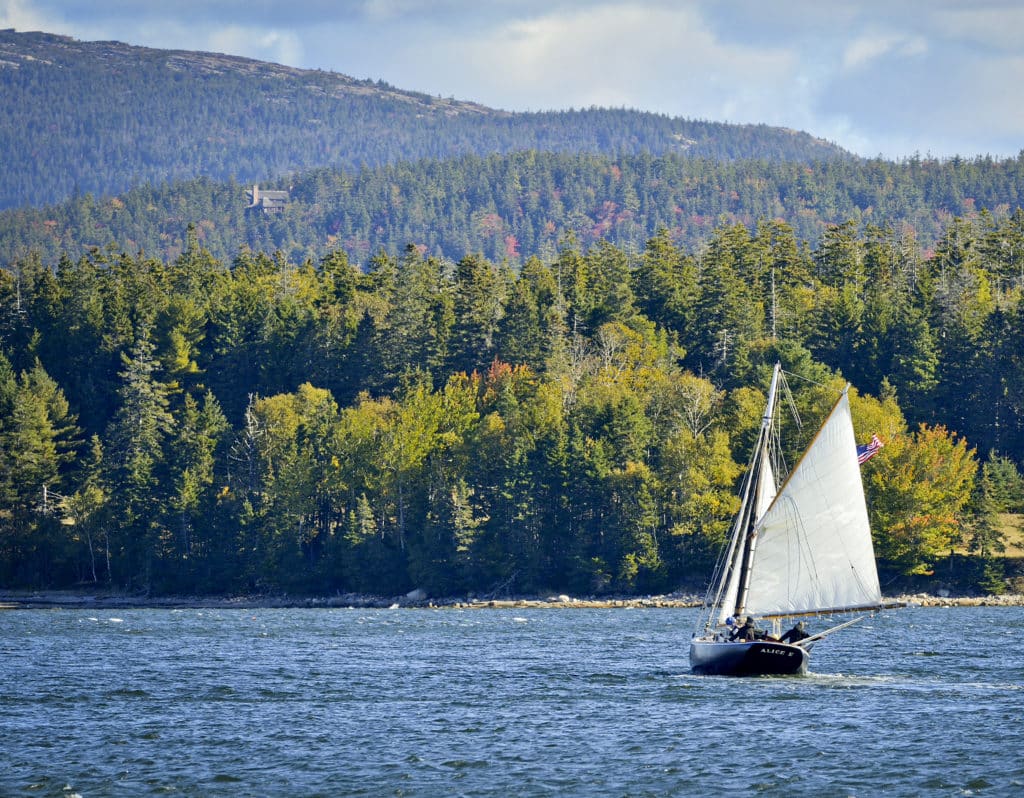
[689,363,884,676]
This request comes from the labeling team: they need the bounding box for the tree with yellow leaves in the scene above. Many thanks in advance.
[866,423,978,575]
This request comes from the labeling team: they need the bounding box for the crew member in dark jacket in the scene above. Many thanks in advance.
[731,616,760,641]
[780,621,809,643]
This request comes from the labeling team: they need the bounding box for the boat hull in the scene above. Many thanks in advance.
[689,638,808,676]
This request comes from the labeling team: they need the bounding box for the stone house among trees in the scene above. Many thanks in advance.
[247,184,289,213]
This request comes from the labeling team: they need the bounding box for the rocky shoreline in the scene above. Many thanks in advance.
[3,589,1024,611]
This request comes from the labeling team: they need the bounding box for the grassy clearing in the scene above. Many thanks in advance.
[999,513,1024,558]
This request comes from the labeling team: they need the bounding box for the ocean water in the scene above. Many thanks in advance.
[1,605,1022,797]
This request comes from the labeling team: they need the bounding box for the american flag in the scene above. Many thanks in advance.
[857,433,884,464]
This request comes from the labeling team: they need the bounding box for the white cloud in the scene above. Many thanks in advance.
[842,33,927,71]
[414,3,800,123]
[0,0,66,34]
[206,26,305,66]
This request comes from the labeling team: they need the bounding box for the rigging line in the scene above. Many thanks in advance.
[787,497,819,604]
[702,366,782,628]
[768,414,788,487]
[777,367,802,432]
[779,368,830,389]
[702,438,764,612]
[848,563,878,603]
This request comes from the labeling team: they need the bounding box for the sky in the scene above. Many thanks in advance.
[3,0,1023,160]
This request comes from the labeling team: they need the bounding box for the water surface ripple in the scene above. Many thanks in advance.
[2,606,1022,796]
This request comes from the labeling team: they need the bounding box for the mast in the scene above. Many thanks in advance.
[700,362,782,632]
[733,362,782,618]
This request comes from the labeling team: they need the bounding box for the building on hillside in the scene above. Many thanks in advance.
[247,184,289,213]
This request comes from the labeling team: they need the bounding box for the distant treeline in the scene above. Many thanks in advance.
[1,215,1022,596]
[0,29,847,209]
[3,151,1024,271]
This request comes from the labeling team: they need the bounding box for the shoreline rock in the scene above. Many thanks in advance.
[889,592,1024,608]
[3,589,1024,611]
[0,589,702,610]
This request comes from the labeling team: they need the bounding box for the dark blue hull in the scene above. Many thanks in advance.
[689,638,809,676]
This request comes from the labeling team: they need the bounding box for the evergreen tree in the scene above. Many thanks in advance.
[103,328,175,589]
[449,252,505,375]
[691,223,764,380]
[64,435,111,584]
[495,274,545,370]
[378,245,453,386]
[164,391,229,589]
[633,227,698,343]
[0,360,81,585]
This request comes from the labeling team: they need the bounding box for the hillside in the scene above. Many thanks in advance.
[0,29,852,210]
[2,149,1023,269]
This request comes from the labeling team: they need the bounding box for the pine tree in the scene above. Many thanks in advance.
[449,253,505,375]
[633,227,698,342]
[167,392,229,574]
[104,328,175,589]
[65,435,111,584]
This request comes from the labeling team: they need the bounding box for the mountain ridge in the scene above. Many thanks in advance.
[0,28,851,210]
[1,29,495,115]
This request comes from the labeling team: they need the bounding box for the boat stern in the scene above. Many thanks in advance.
[689,638,808,677]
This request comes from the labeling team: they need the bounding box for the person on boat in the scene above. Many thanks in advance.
[780,621,810,643]
[731,616,760,641]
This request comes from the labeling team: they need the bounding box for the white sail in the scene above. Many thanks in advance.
[714,441,776,626]
[755,457,777,519]
[742,392,881,617]
[715,519,745,627]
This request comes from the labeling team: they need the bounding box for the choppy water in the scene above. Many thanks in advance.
[2,605,1022,797]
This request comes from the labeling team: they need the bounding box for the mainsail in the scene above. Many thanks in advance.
[741,391,881,616]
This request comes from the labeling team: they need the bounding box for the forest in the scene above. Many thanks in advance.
[0,29,847,210]
[3,150,1024,271]
[1,213,1022,598]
